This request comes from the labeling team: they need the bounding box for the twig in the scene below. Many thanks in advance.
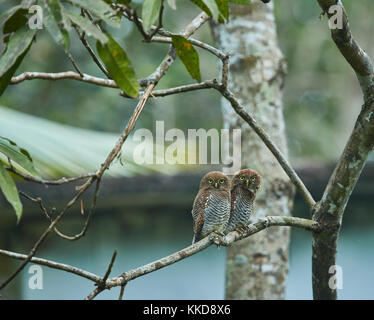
[10,71,118,87]
[0,249,102,283]
[66,52,84,78]
[86,287,102,300]
[86,250,118,300]
[213,85,316,208]
[97,84,155,176]
[122,80,218,98]
[147,0,164,40]
[52,177,101,241]
[0,175,95,290]
[102,250,117,284]
[118,284,126,300]
[115,1,165,42]
[151,36,226,59]
[19,191,50,221]
[6,166,97,185]
[221,54,230,89]
[74,27,110,78]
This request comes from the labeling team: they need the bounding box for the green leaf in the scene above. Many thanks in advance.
[172,35,201,82]
[42,0,70,50]
[190,0,220,20]
[68,0,120,27]
[0,162,23,223]
[215,0,229,21]
[229,0,251,4]
[3,8,28,34]
[96,34,140,98]
[189,0,212,17]
[0,6,21,28]
[141,0,162,32]
[167,0,177,10]
[0,136,40,177]
[0,27,36,96]
[65,11,108,44]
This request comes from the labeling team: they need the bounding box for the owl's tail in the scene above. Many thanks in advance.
[192,234,200,244]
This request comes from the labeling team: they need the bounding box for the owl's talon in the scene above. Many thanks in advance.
[235,226,247,234]
[212,232,224,247]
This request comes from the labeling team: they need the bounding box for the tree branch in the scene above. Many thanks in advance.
[10,71,118,87]
[6,166,97,185]
[317,0,374,96]
[74,26,110,79]
[213,85,316,208]
[0,249,102,283]
[312,0,374,300]
[151,36,227,59]
[0,12,211,291]
[0,216,319,298]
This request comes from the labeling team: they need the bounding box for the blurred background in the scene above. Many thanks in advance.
[0,0,373,299]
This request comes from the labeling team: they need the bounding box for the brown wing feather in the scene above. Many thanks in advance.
[192,189,209,236]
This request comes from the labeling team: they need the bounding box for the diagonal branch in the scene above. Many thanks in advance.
[215,85,316,208]
[0,12,211,291]
[102,216,319,292]
[317,0,374,96]
[74,26,110,78]
[6,166,97,185]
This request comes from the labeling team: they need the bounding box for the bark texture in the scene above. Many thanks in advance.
[211,1,295,299]
[312,0,374,300]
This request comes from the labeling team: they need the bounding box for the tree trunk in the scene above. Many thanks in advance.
[211,0,295,299]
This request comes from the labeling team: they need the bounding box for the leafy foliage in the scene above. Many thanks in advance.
[172,35,201,82]
[0,163,23,223]
[68,0,121,27]
[96,33,140,98]
[0,136,40,222]
[42,0,70,50]
[65,10,108,44]
[0,0,254,223]
[142,0,162,32]
[0,26,36,96]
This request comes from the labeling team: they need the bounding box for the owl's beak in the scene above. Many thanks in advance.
[214,182,218,189]
[245,179,249,188]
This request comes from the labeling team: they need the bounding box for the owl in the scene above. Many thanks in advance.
[191,171,231,244]
[225,169,262,233]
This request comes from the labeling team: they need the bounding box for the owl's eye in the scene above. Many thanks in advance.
[219,178,225,184]
[208,179,213,184]
[239,176,245,181]
[251,176,256,182]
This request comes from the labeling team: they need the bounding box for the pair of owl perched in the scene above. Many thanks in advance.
[191,169,262,244]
